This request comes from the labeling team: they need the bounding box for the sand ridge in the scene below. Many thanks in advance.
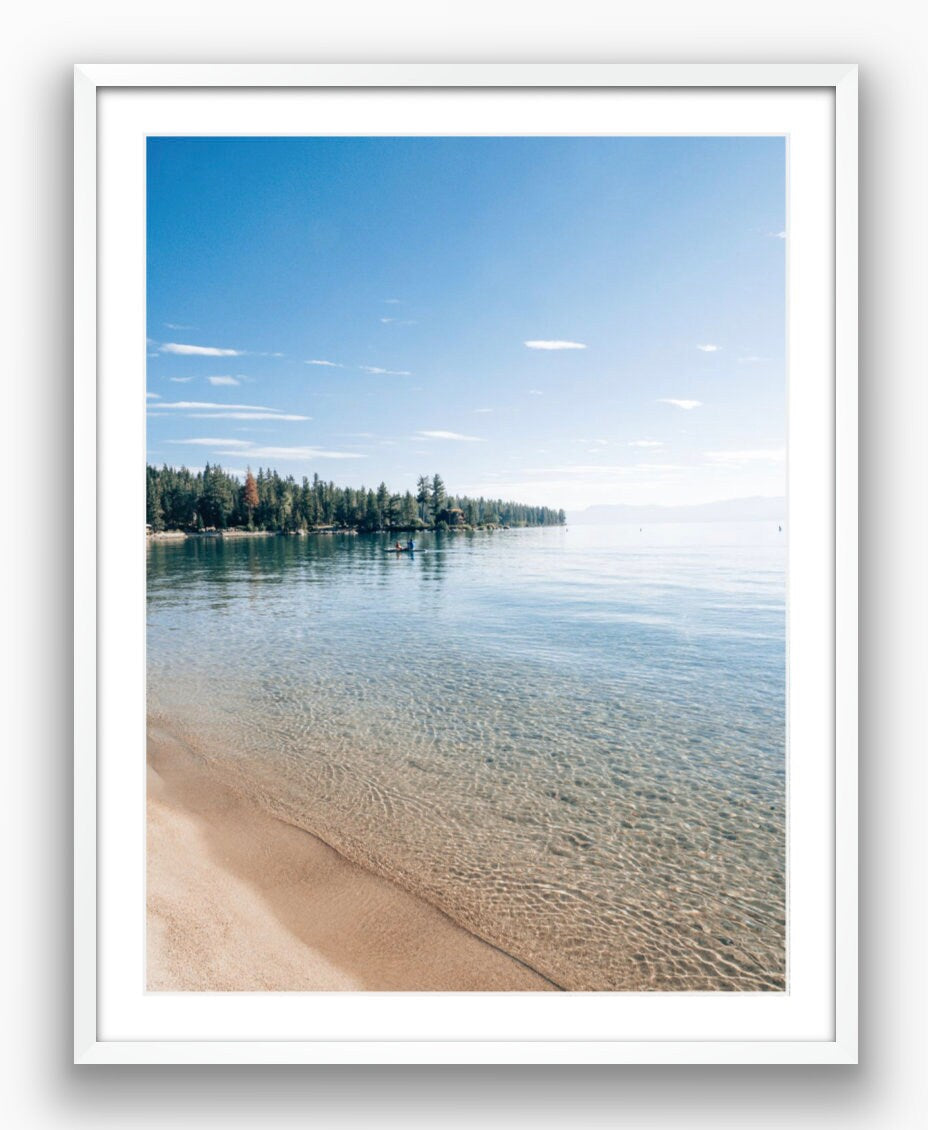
[147,726,556,992]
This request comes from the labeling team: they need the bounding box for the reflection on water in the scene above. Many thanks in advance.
[147,523,786,991]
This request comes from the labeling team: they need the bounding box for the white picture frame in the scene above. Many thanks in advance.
[74,62,858,1065]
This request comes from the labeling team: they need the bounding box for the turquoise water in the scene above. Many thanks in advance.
[147,523,786,991]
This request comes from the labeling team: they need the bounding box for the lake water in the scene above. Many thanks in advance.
[147,522,786,991]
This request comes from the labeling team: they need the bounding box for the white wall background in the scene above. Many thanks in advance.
[1,1,924,1126]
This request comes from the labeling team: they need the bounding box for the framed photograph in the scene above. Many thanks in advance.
[74,63,858,1064]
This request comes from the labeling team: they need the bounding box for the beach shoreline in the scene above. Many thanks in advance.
[147,723,556,992]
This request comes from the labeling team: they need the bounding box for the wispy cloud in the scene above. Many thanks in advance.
[523,464,636,476]
[215,445,365,460]
[168,376,194,383]
[737,355,765,364]
[306,358,411,375]
[417,430,484,442]
[659,398,702,410]
[696,344,721,352]
[629,439,663,448]
[524,340,587,350]
[164,438,364,461]
[164,322,195,330]
[770,230,787,239]
[207,375,241,386]
[146,392,160,399]
[160,342,244,357]
[704,448,785,464]
[157,401,277,411]
[383,298,401,304]
[166,437,254,447]
[474,408,493,414]
[186,412,310,421]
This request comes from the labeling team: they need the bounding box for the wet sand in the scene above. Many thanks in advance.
[147,726,556,991]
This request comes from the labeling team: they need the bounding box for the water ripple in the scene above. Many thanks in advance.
[148,523,786,990]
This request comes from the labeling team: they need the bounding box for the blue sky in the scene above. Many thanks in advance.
[147,136,785,513]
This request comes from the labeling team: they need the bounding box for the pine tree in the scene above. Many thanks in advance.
[401,491,418,527]
[243,470,259,528]
[430,473,446,525]
[416,475,430,523]
[376,481,390,527]
[362,489,380,532]
[146,470,165,531]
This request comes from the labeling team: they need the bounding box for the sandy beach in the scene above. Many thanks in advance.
[147,726,556,991]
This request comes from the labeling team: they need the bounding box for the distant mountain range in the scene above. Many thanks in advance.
[568,496,786,525]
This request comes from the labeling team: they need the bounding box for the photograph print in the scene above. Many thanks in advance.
[145,136,786,993]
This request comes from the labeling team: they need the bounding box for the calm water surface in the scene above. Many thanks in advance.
[147,523,786,991]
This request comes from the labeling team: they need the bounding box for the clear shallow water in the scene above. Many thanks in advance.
[147,523,786,991]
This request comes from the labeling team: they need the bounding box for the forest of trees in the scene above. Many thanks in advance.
[146,464,567,533]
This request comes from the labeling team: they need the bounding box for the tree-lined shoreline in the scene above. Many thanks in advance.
[146,464,566,534]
